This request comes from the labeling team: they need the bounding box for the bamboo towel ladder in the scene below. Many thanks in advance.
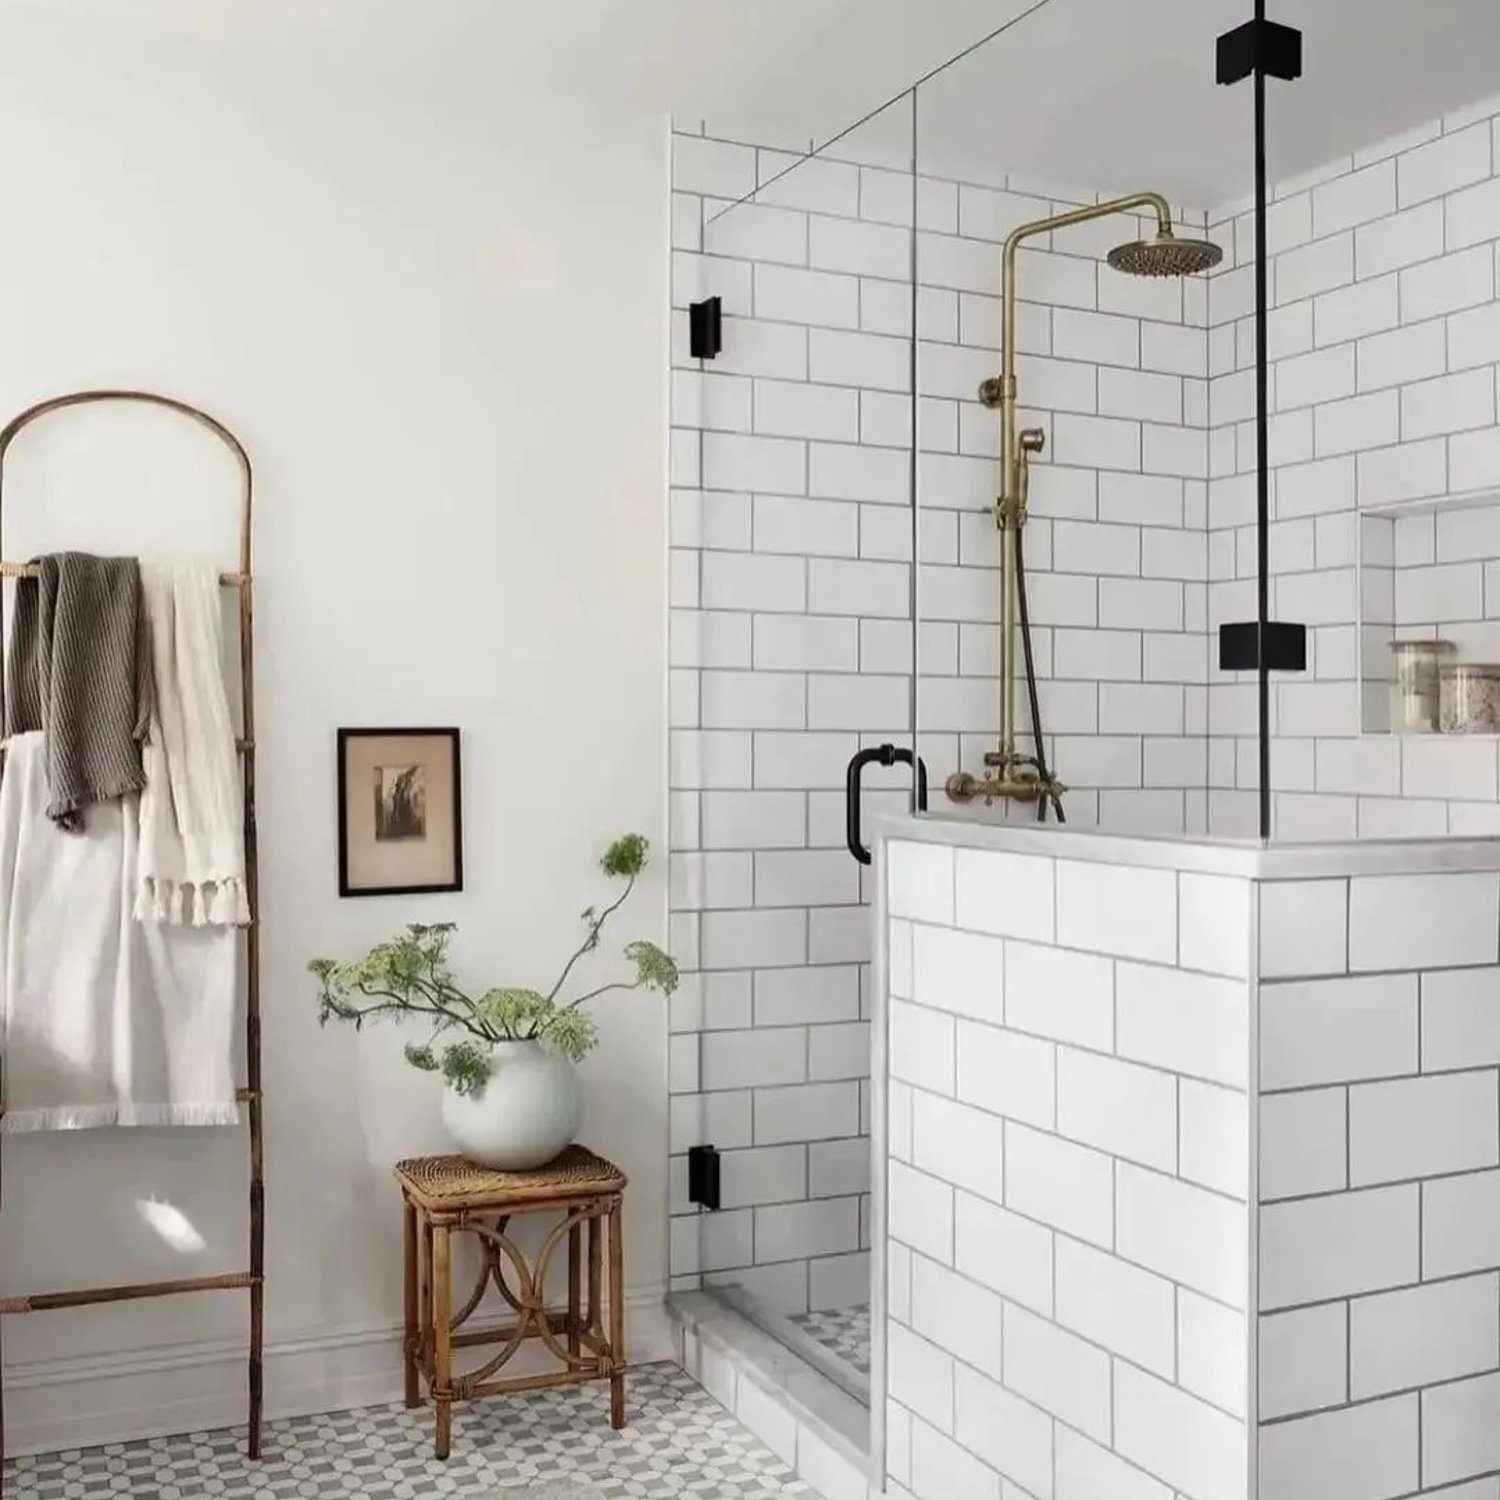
[0,390,264,1480]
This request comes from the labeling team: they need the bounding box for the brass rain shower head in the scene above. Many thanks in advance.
[1107,231,1224,278]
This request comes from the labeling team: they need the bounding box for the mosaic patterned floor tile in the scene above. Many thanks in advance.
[786,1305,870,1379]
[3,1362,810,1500]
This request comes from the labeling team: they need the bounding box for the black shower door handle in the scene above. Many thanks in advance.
[846,743,929,865]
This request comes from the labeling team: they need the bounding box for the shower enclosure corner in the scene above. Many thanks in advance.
[666,0,1258,1453]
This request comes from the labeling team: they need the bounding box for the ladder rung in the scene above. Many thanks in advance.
[3,1089,261,1117]
[0,563,247,587]
[1,1270,259,1315]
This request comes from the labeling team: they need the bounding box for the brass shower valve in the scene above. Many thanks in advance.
[945,767,1068,806]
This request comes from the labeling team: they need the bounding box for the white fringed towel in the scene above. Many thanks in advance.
[135,561,249,927]
[0,732,239,1132]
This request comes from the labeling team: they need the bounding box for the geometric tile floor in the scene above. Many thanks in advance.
[785,1305,870,1380]
[2,1362,811,1499]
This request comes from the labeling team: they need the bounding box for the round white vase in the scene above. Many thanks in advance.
[440,1039,582,1170]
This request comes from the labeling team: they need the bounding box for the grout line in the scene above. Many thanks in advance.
[1344,1299,1353,1406]
[1344,1085,1353,1192]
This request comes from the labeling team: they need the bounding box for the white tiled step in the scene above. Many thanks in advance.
[670,1291,876,1500]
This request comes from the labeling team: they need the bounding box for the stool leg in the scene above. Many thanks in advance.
[568,1219,582,1359]
[403,1202,420,1408]
[433,1225,453,1460]
[419,1219,433,1372]
[588,1213,602,1342]
[607,1199,625,1430]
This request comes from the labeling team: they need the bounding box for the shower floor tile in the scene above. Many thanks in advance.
[2,1361,810,1499]
[786,1305,870,1379]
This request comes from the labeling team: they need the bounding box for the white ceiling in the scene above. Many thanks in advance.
[10,0,1500,208]
[676,0,1500,207]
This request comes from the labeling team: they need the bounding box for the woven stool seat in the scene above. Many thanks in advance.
[395,1145,626,1212]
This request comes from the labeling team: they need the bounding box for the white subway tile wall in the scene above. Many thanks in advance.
[674,104,1500,1495]
[1206,100,1500,839]
[884,839,1500,1500]
[671,128,1212,1309]
[1256,869,1500,1497]
[885,839,1254,1500]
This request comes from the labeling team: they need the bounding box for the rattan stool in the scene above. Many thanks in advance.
[394,1144,627,1458]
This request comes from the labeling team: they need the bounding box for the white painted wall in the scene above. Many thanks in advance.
[0,3,668,1451]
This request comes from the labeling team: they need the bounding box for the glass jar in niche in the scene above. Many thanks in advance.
[1388,638,1454,733]
[1441,661,1500,735]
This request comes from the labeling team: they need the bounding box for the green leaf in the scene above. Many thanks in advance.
[537,1009,598,1063]
[626,940,679,996]
[441,1041,491,1098]
[310,840,677,1084]
[601,833,648,878]
[475,987,552,1036]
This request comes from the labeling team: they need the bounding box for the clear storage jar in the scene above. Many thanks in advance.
[1389,639,1454,733]
[1441,662,1500,734]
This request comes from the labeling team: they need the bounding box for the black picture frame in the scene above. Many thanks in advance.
[336,727,464,897]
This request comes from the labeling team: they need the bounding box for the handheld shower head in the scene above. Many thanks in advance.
[1107,230,1223,278]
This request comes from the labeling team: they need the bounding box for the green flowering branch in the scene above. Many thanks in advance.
[404,1039,491,1097]
[309,835,677,1094]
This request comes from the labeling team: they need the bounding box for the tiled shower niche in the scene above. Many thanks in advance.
[1359,488,1500,736]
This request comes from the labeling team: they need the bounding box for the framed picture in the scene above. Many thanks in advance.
[337,728,463,897]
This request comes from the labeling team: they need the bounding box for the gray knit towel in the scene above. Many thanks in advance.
[5,552,154,831]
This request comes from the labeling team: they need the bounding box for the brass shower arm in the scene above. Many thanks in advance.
[1002,189,1174,261]
[997,191,1175,494]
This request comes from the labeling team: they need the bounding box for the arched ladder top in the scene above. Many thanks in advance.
[0,389,253,578]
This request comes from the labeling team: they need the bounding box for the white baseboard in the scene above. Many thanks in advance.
[4,1286,673,1458]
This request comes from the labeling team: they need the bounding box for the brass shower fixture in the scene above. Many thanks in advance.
[946,191,1223,810]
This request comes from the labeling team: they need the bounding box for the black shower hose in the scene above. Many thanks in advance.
[1015,526,1065,824]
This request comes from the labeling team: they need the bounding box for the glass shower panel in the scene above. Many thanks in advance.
[911,0,1253,838]
[1259,3,1500,842]
[669,97,917,1407]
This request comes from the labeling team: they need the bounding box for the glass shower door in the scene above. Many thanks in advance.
[666,96,920,1409]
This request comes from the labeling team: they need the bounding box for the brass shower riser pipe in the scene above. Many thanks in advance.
[992,193,1172,784]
